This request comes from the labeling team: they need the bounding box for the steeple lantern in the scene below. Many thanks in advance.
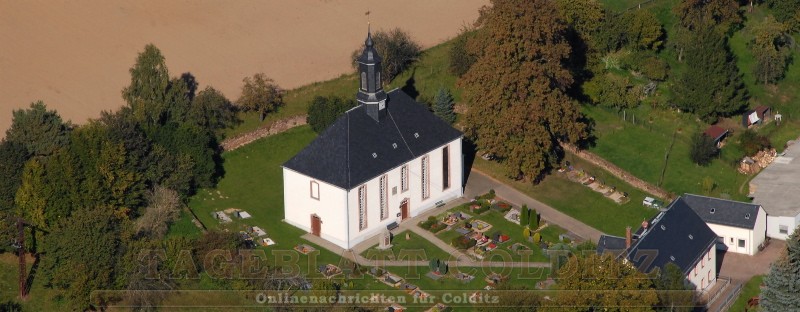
[356,28,387,122]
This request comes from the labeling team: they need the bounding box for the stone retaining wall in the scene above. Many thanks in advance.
[220,115,307,151]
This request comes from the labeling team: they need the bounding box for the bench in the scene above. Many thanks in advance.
[435,200,446,207]
[387,222,399,231]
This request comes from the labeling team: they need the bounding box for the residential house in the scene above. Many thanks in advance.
[680,194,767,255]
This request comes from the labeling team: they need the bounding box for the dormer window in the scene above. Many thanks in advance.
[710,208,715,214]
[688,234,694,240]
[660,225,666,231]
[361,72,367,91]
[745,213,751,220]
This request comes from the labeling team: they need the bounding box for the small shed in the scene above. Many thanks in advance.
[704,125,729,148]
[742,106,771,127]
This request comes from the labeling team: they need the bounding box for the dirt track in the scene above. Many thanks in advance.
[0,0,487,136]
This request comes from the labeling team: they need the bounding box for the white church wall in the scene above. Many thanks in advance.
[282,168,350,248]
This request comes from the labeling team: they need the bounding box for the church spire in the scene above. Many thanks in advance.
[356,25,387,122]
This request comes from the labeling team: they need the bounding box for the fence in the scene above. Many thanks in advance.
[708,277,743,312]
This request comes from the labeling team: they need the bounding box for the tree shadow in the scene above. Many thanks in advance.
[400,68,419,100]
[575,115,598,149]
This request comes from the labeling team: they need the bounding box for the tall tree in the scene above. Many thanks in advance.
[189,86,238,134]
[237,73,284,121]
[760,226,800,311]
[433,87,456,124]
[765,0,800,29]
[751,16,792,84]
[584,73,640,110]
[689,132,719,166]
[122,44,171,125]
[672,27,746,123]
[460,0,588,182]
[552,253,659,310]
[674,0,741,33]
[14,158,48,229]
[625,9,664,51]
[5,101,69,157]
[0,140,28,211]
[135,185,182,239]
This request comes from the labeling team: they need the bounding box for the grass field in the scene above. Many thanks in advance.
[729,275,764,312]
[360,231,453,262]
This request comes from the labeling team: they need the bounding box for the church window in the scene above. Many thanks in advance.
[421,156,430,199]
[380,175,388,220]
[401,165,409,192]
[358,185,367,231]
[361,72,367,91]
[310,181,320,200]
[442,146,450,190]
[377,71,381,87]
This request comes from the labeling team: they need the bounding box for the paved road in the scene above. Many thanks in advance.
[466,169,604,243]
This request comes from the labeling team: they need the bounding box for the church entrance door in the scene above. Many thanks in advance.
[310,214,321,237]
[400,200,409,221]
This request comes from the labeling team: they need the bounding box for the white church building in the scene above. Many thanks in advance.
[281,30,464,249]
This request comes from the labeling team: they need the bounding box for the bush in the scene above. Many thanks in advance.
[740,129,771,156]
[689,133,719,166]
[533,232,542,244]
[623,51,669,81]
[529,209,539,229]
[307,96,356,133]
[523,227,531,238]
[452,236,477,249]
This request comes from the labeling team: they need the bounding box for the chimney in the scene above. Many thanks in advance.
[625,226,632,249]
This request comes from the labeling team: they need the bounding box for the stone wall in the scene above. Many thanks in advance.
[220,115,308,151]
[560,142,673,200]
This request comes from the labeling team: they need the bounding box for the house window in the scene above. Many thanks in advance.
[780,225,789,235]
[708,250,711,261]
[729,237,734,245]
[708,271,712,285]
[694,267,697,276]
[401,165,409,192]
[421,156,430,199]
[701,256,704,268]
[361,72,367,91]
[701,278,705,290]
[442,146,450,190]
[738,239,745,248]
[310,181,320,200]
[358,185,367,231]
[380,175,388,220]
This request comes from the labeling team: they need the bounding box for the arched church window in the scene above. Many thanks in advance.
[361,72,367,90]
[377,72,381,88]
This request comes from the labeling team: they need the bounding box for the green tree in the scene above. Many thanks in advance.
[41,207,122,310]
[122,44,171,125]
[433,87,456,124]
[751,16,792,84]
[529,209,539,229]
[552,253,659,311]
[740,129,772,156]
[351,28,422,83]
[624,9,664,51]
[306,96,356,133]
[520,204,530,227]
[689,132,719,166]
[460,0,588,182]
[237,73,284,121]
[5,101,70,157]
[674,0,741,33]
[765,0,800,29]
[760,226,800,311]
[0,141,28,211]
[14,158,48,229]
[672,27,746,123]
[584,73,640,110]
[449,27,478,77]
[653,263,696,312]
[189,86,238,134]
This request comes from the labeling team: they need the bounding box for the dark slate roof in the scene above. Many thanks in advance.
[283,89,463,189]
[704,125,728,141]
[625,199,717,275]
[597,234,627,256]
[680,194,761,229]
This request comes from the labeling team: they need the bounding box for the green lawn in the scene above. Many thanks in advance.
[0,254,65,311]
[187,126,347,270]
[729,275,764,312]
[387,266,550,291]
[360,231,453,262]
[473,153,659,237]
[584,105,752,200]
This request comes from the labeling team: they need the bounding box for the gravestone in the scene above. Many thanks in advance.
[378,229,393,250]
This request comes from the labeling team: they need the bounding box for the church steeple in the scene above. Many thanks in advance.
[356,26,387,122]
